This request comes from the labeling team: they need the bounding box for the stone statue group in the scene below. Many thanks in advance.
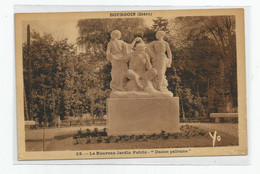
[106,30,173,97]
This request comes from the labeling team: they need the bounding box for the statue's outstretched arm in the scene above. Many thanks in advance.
[129,37,141,49]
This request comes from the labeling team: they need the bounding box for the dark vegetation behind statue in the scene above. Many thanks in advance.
[22,16,237,126]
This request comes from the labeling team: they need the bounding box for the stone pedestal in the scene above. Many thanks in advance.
[107,97,179,136]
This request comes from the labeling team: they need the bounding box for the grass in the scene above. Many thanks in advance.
[25,124,239,151]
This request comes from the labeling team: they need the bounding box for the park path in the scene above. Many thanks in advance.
[25,125,106,141]
[25,125,105,151]
[45,123,239,151]
[25,123,238,141]
[26,123,238,151]
[187,123,238,137]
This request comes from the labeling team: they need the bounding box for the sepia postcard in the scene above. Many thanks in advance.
[15,8,247,160]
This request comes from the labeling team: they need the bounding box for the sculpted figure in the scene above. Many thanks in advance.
[126,43,157,92]
[147,31,172,92]
[106,30,140,91]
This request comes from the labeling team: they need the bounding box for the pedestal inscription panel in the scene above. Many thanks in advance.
[107,97,179,136]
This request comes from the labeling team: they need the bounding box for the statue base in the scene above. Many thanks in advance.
[110,90,173,98]
[107,97,180,136]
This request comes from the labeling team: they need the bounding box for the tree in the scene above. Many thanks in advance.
[202,16,237,108]
[167,16,237,116]
[152,17,170,33]
[77,18,146,53]
[23,31,78,125]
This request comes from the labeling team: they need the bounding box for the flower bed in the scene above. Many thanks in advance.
[73,124,206,145]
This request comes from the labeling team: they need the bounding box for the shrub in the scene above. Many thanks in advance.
[72,125,207,144]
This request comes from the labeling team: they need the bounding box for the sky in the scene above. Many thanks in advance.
[22,17,156,45]
[22,20,79,44]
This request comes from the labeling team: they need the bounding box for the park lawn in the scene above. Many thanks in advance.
[25,123,238,151]
[26,141,52,151]
[44,131,238,151]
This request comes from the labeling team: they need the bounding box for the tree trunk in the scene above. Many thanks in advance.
[24,88,29,121]
[27,24,32,120]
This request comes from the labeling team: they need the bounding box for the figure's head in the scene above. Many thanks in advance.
[155,31,166,39]
[135,43,146,52]
[110,30,121,40]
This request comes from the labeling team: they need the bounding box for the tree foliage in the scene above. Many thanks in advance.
[23,16,238,124]
[168,16,237,116]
